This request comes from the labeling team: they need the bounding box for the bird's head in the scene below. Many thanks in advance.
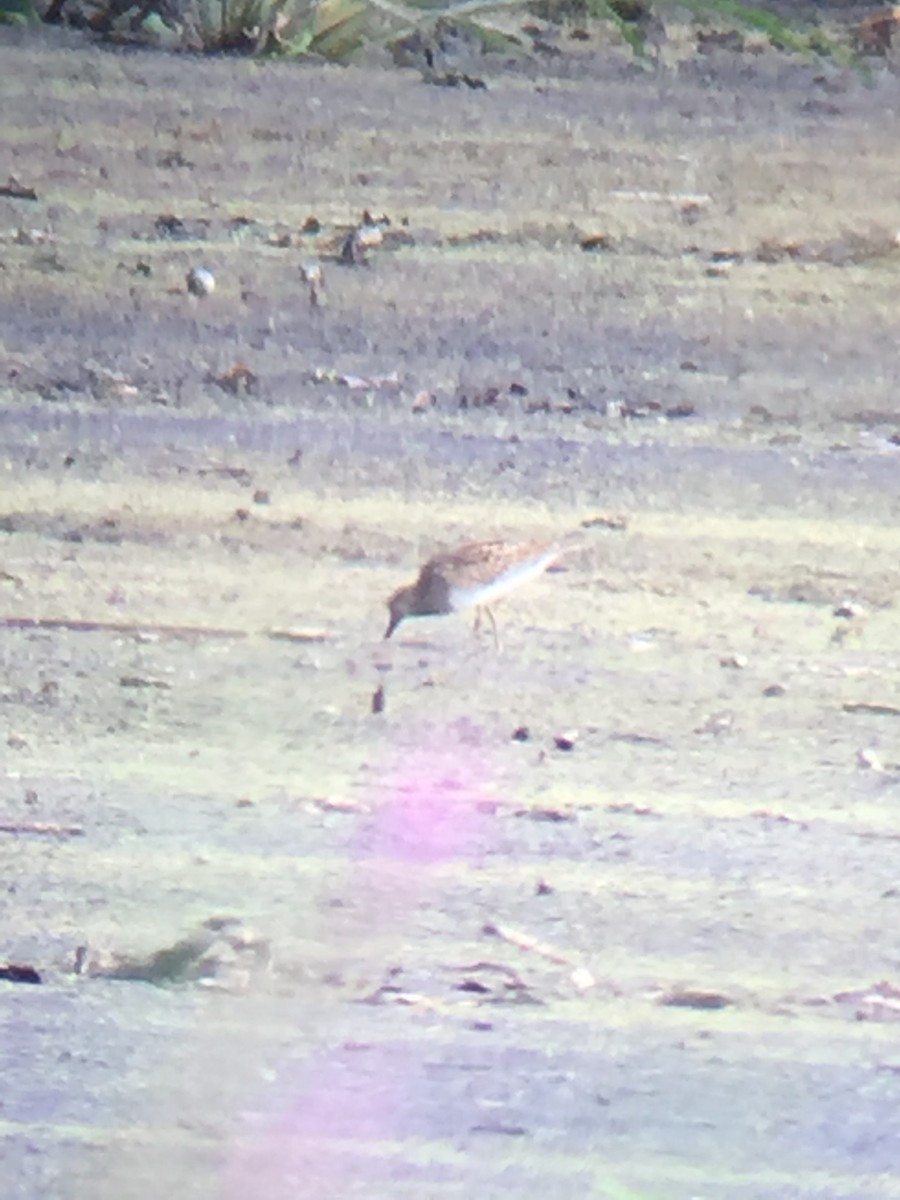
[385,585,415,639]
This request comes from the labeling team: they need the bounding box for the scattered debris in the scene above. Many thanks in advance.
[856,747,887,773]
[834,600,866,619]
[10,227,56,246]
[657,986,733,1010]
[73,916,269,989]
[570,965,595,993]
[356,210,387,249]
[553,730,578,751]
[0,821,84,838]
[605,800,656,815]
[359,960,534,1009]
[358,977,440,1010]
[371,684,386,714]
[844,700,900,720]
[158,149,193,169]
[665,403,696,419]
[310,796,364,814]
[580,233,613,252]
[613,190,712,208]
[265,627,330,643]
[609,731,668,747]
[119,675,171,689]
[843,701,900,718]
[424,69,487,89]
[523,395,582,415]
[620,398,696,420]
[340,210,387,265]
[750,809,808,829]
[196,463,253,483]
[833,980,900,1021]
[696,26,744,53]
[580,513,628,531]
[452,960,532,1000]
[754,239,801,265]
[855,7,900,54]
[458,385,504,410]
[514,806,576,822]
[680,202,705,226]
[252,489,270,505]
[412,389,437,413]
[226,214,256,232]
[747,231,900,267]
[482,922,595,993]
[186,266,216,296]
[0,616,247,640]
[694,710,734,736]
[511,725,531,742]
[209,361,257,396]
[300,257,325,307]
[0,963,41,984]
[154,213,195,240]
[762,683,786,698]
[720,654,748,669]
[312,367,401,392]
[0,178,38,201]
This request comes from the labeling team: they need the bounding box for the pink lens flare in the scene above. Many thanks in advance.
[222,734,498,1200]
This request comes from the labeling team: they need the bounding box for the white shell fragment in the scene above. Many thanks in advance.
[186,266,216,297]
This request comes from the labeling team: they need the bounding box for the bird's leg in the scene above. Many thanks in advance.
[484,606,500,650]
[472,607,500,649]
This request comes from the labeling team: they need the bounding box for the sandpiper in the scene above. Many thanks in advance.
[384,538,561,647]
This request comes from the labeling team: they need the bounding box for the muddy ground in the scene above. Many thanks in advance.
[2,19,900,1200]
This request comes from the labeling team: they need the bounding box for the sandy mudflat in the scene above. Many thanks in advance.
[1,23,900,1200]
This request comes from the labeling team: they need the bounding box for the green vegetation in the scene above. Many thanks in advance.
[0,0,40,23]
[179,0,370,56]
[674,0,852,61]
[23,0,861,66]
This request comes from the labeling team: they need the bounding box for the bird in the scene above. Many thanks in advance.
[384,538,562,648]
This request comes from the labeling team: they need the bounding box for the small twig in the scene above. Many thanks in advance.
[482,921,572,964]
[844,702,900,718]
[1,616,334,645]
[482,923,596,992]
[451,959,529,989]
[0,616,248,640]
[0,179,38,201]
[0,821,84,838]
